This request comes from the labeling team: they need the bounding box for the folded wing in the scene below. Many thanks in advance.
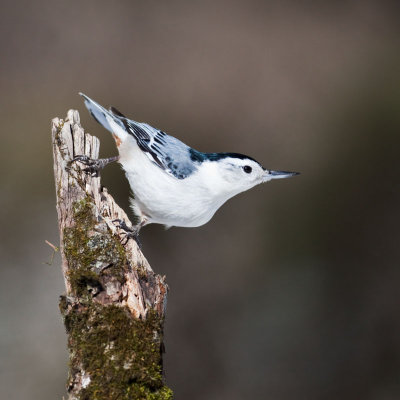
[118,117,197,179]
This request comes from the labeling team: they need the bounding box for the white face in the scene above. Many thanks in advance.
[218,157,267,193]
[197,156,298,202]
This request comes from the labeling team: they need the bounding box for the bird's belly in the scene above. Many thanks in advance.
[134,182,217,227]
[139,195,215,227]
[123,165,218,228]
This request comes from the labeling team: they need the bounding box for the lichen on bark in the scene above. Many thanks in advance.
[60,301,172,400]
[63,196,127,299]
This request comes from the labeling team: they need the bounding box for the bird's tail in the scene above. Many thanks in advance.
[79,93,129,142]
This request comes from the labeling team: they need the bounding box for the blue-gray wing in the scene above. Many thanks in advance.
[117,115,197,179]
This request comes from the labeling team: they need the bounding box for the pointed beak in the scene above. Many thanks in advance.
[263,169,300,182]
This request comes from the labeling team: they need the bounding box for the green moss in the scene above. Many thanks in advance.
[65,303,172,399]
[137,266,149,280]
[55,120,65,147]
[61,196,172,398]
[59,295,68,315]
[63,197,127,298]
[61,195,172,398]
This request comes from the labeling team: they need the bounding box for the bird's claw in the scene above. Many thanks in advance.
[113,219,142,248]
[71,155,119,177]
[71,155,102,176]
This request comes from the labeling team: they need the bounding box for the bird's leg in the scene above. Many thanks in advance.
[113,219,143,248]
[71,155,119,176]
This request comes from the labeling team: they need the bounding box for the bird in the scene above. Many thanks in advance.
[77,93,299,231]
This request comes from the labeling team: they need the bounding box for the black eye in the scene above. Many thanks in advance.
[243,165,252,174]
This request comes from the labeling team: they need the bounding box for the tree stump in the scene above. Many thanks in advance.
[51,110,172,399]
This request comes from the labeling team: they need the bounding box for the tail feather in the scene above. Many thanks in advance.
[109,106,126,118]
[79,93,128,141]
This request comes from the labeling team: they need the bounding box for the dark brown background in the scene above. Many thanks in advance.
[1,1,399,399]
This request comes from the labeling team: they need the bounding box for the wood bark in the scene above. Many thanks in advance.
[52,110,172,399]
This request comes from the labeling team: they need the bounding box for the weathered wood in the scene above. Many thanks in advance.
[52,110,172,399]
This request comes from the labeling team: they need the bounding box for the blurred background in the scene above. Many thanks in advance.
[1,1,399,399]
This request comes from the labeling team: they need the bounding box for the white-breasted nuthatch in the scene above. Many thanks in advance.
[78,93,299,230]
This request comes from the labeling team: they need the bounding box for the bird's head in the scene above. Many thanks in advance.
[205,153,299,197]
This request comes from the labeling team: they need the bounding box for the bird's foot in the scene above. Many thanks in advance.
[113,219,142,248]
[71,155,119,177]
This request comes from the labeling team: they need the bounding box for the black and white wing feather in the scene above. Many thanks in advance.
[113,111,197,179]
[80,93,198,180]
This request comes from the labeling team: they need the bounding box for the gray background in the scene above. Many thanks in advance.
[1,1,399,399]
